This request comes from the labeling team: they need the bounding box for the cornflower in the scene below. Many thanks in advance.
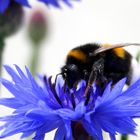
[0,65,140,140]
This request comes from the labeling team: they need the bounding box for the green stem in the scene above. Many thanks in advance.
[0,39,4,75]
[136,51,140,63]
[30,45,40,76]
[121,134,128,140]
[0,38,4,94]
[23,46,41,140]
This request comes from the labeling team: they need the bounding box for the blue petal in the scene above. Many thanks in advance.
[95,82,112,108]
[3,65,22,83]
[99,82,112,102]
[105,78,126,101]
[122,78,140,98]
[62,0,73,7]
[54,125,65,140]
[25,66,47,101]
[91,119,103,140]
[57,109,77,120]
[1,67,40,103]
[39,0,61,8]
[33,121,62,135]
[62,0,81,7]
[82,120,98,140]
[55,76,65,100]
[64,121,73,140]
[21,131,34,139]
[33,133,45,140]
[88,77,140,137]
[75,100,86,116]
[15,0,30,7]
[92,114,136,135]
[13,104,34,114]
[20,121,43,132]
[0,78,24,99]
[25,108,59,121]
[0,115,27,122]
[0,0,9,13]
[0,98,24,108]
[14,65,29,83]
[57,107,85,120]
[0,121,31,138]
[95,78,126,109]
[109,134,116,140]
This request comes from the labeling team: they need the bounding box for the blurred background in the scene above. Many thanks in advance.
[1,0,140,139]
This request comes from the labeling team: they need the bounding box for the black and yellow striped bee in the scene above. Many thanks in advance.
[61,43,140,95]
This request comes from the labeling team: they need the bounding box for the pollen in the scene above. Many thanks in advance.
[67,50,86,62]
[113,48,125,58]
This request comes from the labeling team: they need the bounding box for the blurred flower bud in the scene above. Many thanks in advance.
[0,1,24,39]
[28,10,47,45]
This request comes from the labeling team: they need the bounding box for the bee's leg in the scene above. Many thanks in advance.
[83,70,89,80]
[84,58,105,98]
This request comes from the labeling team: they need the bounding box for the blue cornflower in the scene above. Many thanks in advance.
[0,0,30,13]
[0,65,140,140]
[0,0,80,13]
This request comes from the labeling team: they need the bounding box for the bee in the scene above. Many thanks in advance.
[61,43,140,96]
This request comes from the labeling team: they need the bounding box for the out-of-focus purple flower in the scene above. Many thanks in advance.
[28,9,47,45]
[0,65,140,140]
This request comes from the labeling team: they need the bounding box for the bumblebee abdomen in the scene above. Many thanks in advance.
[104,48,132,84]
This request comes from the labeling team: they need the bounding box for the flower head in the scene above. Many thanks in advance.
[0,65,140,140]
[0,0,81,13]
[28,9,47,45]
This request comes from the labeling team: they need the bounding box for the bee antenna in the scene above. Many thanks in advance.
[54,73,62,84]
[54,72,68,93]
[60,71,68,93]
[63,80,67,93]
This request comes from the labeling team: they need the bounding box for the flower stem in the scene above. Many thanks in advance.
[0,39,4,74]
[0,38,4,94]
[30,45,40,76]
[24,46,41,140]
[136,50,140,63]
[23,47,41,140]
[121,134,128,140]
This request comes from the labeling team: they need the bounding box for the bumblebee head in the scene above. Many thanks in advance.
[61,64,80,88]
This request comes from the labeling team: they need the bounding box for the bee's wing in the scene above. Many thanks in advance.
[94,43,140,55]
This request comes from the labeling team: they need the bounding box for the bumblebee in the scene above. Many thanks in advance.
[61,43,140,95]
